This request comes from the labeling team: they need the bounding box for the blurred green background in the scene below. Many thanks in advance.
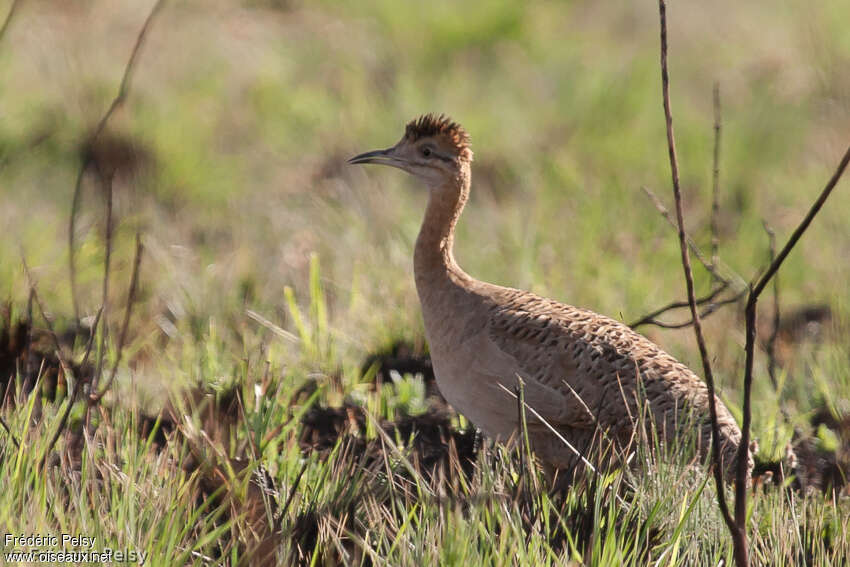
[1,0,849,426]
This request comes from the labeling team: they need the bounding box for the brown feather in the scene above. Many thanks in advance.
[405,114,473,161]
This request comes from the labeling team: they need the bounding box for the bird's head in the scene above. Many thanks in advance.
[348,114,472,187]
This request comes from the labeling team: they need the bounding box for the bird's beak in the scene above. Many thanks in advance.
[347,147,408,170]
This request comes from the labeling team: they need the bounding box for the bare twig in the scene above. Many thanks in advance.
[736,143,850,546]
[21,261,78,454]
[636,181,749,330]
[69,167,86,323]
[629,280,732,329]
[22,250,104,468]
[632,291,744,330]
[22,288,35,398]
[41,307,102,469]
[68,0,165,324]
[711,83,722,270]
[0,0,20,44]
[657,2,741,564]
[91,232,143,402]
[20,256,69,369]
[750,147,850,301]
[640,185,746,291]
[90,176,114,400]
[92,0,165,146]
[762,222,780,391]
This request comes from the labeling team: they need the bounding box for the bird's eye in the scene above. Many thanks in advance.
[422,147,432,157]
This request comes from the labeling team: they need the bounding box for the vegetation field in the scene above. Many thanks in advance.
[1,0,849,564]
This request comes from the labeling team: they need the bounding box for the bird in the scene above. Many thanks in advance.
[349,113,749,484]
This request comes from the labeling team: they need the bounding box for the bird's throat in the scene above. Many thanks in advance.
[413,170,470,284]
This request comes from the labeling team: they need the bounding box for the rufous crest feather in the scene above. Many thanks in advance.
[405,113,473,161]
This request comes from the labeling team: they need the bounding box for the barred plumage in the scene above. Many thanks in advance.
[350,114,750,484]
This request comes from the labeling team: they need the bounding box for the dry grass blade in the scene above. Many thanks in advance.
[0,415,20,449]
[245,309,300,343]
[498,383,632,509]
[656,1,741,563]
[497,384,597,477]
[281,459,310,520]
[514,377,540,499]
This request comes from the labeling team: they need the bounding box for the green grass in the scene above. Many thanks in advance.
[1,0,850,564]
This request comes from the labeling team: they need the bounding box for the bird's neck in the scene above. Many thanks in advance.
[414,166,471,286]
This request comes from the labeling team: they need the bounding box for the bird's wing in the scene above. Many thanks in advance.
[457,307,601,430]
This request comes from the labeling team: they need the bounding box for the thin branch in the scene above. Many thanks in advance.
[640,185,746,291]
[22,287,34,398]
[92,232,143,402]
[96,0,166,140]
[69,167,86,323]
[0,0,21,44]
[657,2,741,562]
[41,307,103,469]
[762,222,780,391]
[20,254,104,467]
[629,280,729,329]
[20,255,70,369]
[68,0,165,325]
[711,83,722,270]
[90,175,114,401]
[633,290,744,330]
[751,146,850,300]
[736,143,850,544]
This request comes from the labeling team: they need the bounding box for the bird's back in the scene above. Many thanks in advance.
[425,278,745,478]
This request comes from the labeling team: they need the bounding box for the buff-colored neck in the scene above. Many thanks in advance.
[414,164,471,287]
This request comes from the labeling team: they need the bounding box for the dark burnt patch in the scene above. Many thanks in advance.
[79,130,153,183]
[138,409,178,449]
[297,400,478,487]
[0,308,94,408]
[792,435,847,494]
[811,406,850,439]
[361,340,434,385]
[783,405,850,494]
[360,340,445,402]
[382,410,477,482]
[778,304,833,344]
[299,402,367,453]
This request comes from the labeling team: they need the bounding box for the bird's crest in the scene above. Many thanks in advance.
[405,114,473,161]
